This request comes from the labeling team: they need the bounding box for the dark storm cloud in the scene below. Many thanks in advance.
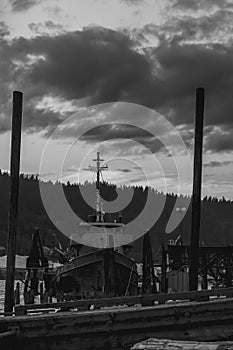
[1,21,233,153]
[153,43,233,126]
[204,161,221,167]
[171,0,230,11]
[21,103,65,133]
[81,124,151,142]
[1,26,165,136]
[80,124,165,153]
[204,160,233,167]
[138,5,233,130]
[205,129,233,152]
[138,6,233,153]
[117,168,132,173]
[0,28,65,134]
[143,9,233,45]
[0,27,17,133]
[0,26,155,133]
[15,27,155,104]
[10,0,42,12]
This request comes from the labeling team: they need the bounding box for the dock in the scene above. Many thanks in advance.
[2,287,233,349]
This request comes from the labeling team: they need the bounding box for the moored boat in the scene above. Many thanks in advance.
[53,152,138,299]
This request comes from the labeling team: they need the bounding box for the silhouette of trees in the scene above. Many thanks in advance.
[0,170,232,260]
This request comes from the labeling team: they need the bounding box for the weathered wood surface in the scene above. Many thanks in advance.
[14,286,233,315]
[189,87,205,291]
[131,338,233,350]
[2,295,233,349]
[5,91,23,313]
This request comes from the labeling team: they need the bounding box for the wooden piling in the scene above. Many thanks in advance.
[142,231,157,295]
[4,91,23,313]
[39,282,44,304]
[189,88,205,291]
[14,281,20,305]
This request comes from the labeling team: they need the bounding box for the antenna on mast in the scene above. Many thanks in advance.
[88,152,108,222]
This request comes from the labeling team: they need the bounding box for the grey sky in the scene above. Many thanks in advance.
[1,0,233,198]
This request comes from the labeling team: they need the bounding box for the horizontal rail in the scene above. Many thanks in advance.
[0,311,15,317]
[0,329,18,339]
[14,287,233,316]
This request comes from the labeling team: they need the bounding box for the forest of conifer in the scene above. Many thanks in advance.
[0,170,232,262]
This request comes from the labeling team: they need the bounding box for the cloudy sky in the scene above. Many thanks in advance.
[1,0,233,199]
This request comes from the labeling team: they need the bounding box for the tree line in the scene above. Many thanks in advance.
[0,170,232,261]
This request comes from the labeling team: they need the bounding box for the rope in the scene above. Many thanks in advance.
[124,263,135,296]
[0,329,17,339]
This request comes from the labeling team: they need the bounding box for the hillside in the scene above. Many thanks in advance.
[0,170,233,262]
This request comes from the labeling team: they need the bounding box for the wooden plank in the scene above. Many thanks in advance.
[4,296,233,349]
[14,286,233,315]
[11,297,233,344]
[5,297,233,338]
[5,91,23,313]
[131,338,233,350]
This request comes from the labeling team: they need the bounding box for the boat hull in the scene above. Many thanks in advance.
[53,249,138,298]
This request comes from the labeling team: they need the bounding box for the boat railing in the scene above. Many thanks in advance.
[14,286,233,316]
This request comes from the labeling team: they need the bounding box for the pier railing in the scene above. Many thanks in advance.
[14,286,233,316]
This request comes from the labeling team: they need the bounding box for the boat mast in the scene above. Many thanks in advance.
[89,152,108,222]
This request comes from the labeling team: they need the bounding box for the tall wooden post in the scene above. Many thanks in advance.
[142,231,157,294]
[189,88,205,291]
[4,91,23,312]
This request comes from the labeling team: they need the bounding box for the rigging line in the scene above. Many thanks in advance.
[124,263,135,296]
